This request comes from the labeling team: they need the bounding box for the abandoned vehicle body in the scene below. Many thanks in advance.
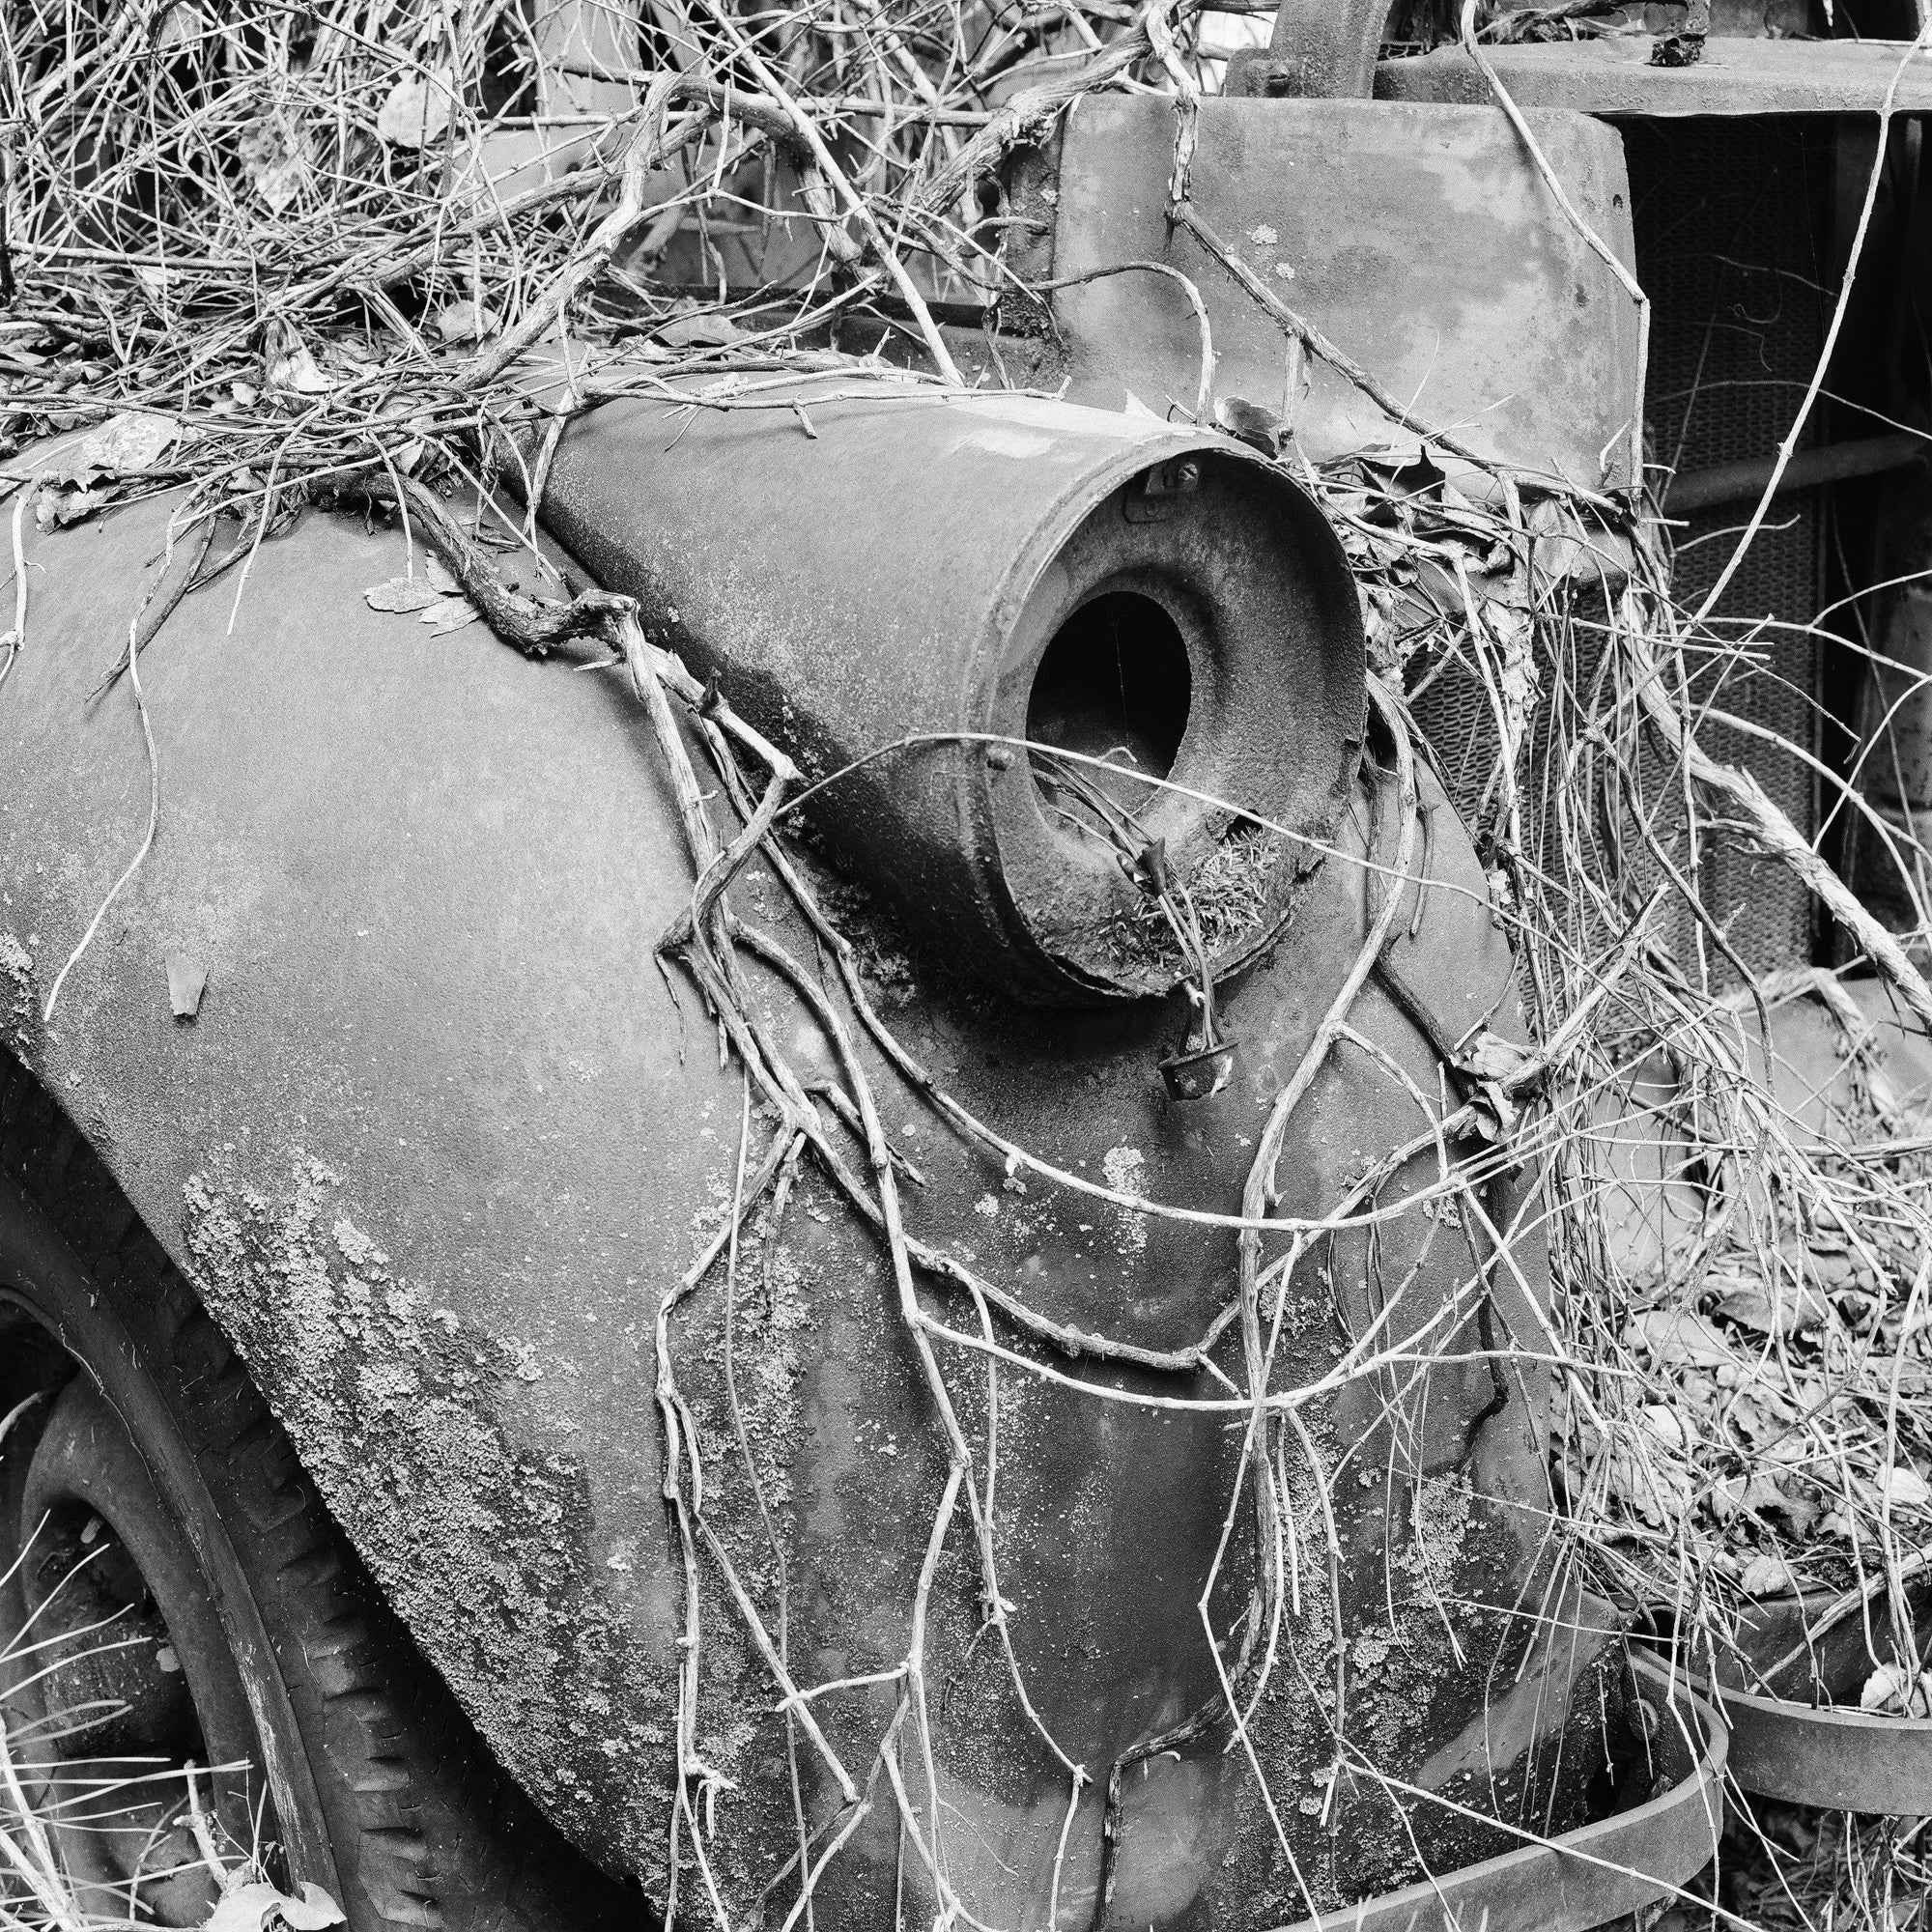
[1,379,1633,1929]
[8,0,1931,1928]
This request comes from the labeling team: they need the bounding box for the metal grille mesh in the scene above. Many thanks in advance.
[1634,117,1828,978]
[1410,117,1832,981]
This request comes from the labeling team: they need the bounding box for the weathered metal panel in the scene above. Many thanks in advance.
[1042,94,1641,496]
[1,492,699,1881]
[1,455,1584,1921]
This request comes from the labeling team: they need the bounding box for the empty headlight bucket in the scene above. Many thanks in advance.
[537,379,1367,1002]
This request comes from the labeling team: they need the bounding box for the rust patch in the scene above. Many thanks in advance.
[1,930,36,1057]
[180,1151,672,1881]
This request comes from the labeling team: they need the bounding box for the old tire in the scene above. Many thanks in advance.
[0,1060,639,1932]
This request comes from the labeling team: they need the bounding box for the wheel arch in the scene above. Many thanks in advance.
[0,486,710,1881]
[0,1063,344,1899]
[0,1047,641,1931]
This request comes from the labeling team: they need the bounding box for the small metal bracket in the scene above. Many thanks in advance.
[1123,457,1202,524]
[1159,1038,1238,1102]
[1259,0,1392,101]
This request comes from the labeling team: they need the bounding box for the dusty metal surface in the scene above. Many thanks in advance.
[1377,36,1932,117]
[2,457,1596,1920]
[1037,95,1640,496]
[1715,1676,1932,1812]
[537,379,1366,1003]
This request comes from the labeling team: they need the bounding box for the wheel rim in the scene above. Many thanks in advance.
[5,1370,279,1926]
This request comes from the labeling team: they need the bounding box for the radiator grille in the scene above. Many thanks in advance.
[1410,117,1832,981]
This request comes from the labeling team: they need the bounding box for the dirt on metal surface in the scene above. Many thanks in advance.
[0,471,1605,1918]
[0,937,33,1059]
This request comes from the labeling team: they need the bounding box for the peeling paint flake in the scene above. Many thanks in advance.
[1101,1144,1149,1256]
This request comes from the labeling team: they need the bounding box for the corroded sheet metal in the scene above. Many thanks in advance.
[3,481,1588,1922]
[1284,1645,1727,1932]
[1042,94,1641,495]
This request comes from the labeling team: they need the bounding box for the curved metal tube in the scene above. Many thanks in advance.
[1647,1591,1932,1812]
[537,380,1366,1004]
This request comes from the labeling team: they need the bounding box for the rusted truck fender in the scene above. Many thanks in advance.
[1,479,1559,1916]
[3,489,729,1877]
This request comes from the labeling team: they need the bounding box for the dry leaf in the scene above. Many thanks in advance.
[203,1878,344,1932]
[1867,1354,1932,1397]
[1629,1308,1734,1370]
[1738,1551,1797,1599]
[654,312,746,350]
[1714,1280,1833,1338]
[419,596,481,635]
[1636,1403,1687,1452]
[240,117,308,213]
[1706,1473,1747,1522]
[1860,1662,1932,1718]
[156,1,203,50]
[38,484,115,530]
[376,71,453,150]
[1214,396,1288,457]
[1881,1465,1932,1512]
[53,411,179,487]
[275,1884,344,1931]
[432,298,497,344]
[1456,1027,1531,1085]
[263,318,332,395]
[1768,1481,1821,1535]
[1728,1386,1796,1444]
[1820,1505,1861,1545]
[1604,1418,1693,1531]
[254,153,308,213]
[363,578,443,613]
